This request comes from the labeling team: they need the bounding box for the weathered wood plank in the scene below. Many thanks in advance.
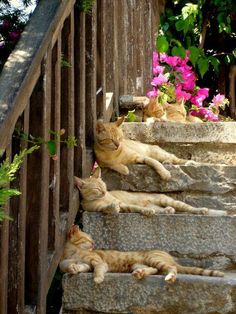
[0,146,11,314]
[36,48,52,314]
[96,0,106,119]
[74,10,86,178]
[67,10,75,216]
[85,2,97,148]
[0,0,76,151]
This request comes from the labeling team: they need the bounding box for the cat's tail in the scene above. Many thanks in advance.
[177,265,224,277]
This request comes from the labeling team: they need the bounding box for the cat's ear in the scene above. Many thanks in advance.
[96,120,105,133]
[116,116,125,127]
[74,176,85,189]
[92,167,101,178]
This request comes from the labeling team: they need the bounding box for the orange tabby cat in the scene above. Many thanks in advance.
[144,98,202,123]
[60,225,224,284]
[74,167,209,215]
[94,116,189,181]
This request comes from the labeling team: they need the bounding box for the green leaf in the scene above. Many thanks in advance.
[175,20,185,31]
[47,140,56,156]
[233,48,236,58]
[189,46,200,66]
[197,58,209,78]
[156,36,169,53]
[126,110,137,122]
[171,46,186,58]
[209,56,220,72]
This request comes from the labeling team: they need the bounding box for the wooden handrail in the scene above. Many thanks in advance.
[0,0,75,151]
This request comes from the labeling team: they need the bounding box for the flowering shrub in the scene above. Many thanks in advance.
[147,51,229,122]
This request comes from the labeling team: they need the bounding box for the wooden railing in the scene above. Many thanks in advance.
[0,0,159,313]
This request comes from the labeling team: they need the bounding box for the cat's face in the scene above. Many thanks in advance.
[74,167,107,201]
[68,225,95,250]
[145,98,165,118]
[95,117,124,151]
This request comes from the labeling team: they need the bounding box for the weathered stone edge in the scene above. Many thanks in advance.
[62,272,236,314]
[122,122,236,143]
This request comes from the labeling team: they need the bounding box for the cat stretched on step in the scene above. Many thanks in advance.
[60,225,224,284]
[74,167,208,216]
[94,116,192,181]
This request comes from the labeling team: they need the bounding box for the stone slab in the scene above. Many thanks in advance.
[122,121,236,144]
[83,213,236,269]
[62,272,236,314]
[157,142,236,165]
[102,164,236,194]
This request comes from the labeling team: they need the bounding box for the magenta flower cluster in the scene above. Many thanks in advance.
[147,51,229,122]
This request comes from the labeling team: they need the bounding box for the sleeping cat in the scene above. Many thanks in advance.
[94,116,190,181]
[144,98,202,123]
[60,225,224,283]
[74,167,209,216]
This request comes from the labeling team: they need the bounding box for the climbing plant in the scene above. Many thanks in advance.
[157,0,236,78]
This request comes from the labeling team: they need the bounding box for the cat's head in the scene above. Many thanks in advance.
[74,167,107,201]
[144,98,165,118]
[95,116,125,151]
[68,225,95,250]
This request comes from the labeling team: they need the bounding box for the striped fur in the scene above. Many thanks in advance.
[60,225,224,284]
[74,168,209,216]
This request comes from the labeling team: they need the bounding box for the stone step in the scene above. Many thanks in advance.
[83,213,236,270]
[101,164,236,212]
[62,272,236,314]
[121,122,236,164]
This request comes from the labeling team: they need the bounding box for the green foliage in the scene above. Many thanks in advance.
[158,0,236,78]
[76,0,95,13]
[126,110,137,122]
[0,146,39,221]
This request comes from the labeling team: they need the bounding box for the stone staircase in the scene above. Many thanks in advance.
[62,122,236,314]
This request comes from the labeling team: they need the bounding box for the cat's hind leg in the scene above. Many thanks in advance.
[132,263,158,279]
[148,146,187,165]
[152,194,209,215]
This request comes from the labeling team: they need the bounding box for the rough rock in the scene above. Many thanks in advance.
[122,121,236,144]
[62,272,236,314]
[83,213,236,269]
[121,122,236,164]
[102,164,236,194]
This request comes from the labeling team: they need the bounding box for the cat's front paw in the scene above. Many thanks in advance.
[68,264,81,274]
[110,203,120,214]
[163,206,175,214]
[165,272,176,283]
[160,169,171,181]
[132,269,146,280]
[94,276,104,284]
[144,208,156,216]
[199,207,209,215]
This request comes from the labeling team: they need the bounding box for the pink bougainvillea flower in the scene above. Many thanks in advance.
[165,56,180,67]
[159,53,168,63]
[190,88,209,107]
[175,85,192,101]
[210,93,227,109]
[153,65,165,75]
[147,88,158,98]
[151,73,168,86]
[190,107,219,122]
[153,51,159,69]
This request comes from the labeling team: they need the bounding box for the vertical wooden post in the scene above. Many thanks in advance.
[0,146,11,314]
[74,10,86,178]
